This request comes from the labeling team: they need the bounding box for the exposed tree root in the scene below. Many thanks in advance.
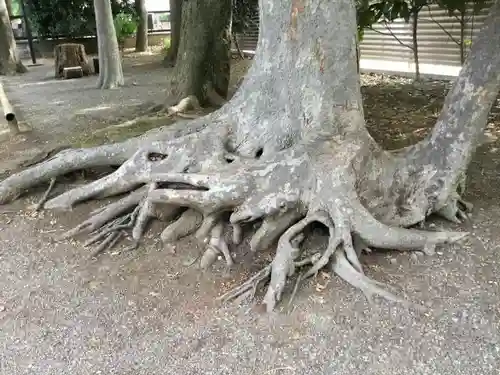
[204,84,228,108]
[201,220,233,269]
[249,210,303,253]
[31,178,57,211]
[0,143,137,204]
[217,264,272,303]
[161,208,203,243]
[167,95,201,118]
[96,95,206,134]
[0,124,469,311]
[90,228,124,259]
[61,186,148,239]
[19,145,72,168]
[436,195,474,224]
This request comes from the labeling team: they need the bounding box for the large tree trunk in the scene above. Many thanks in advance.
[93,0,124,89]
[163,0,181,66]
[0,0,26,75]
[170,0,231,105]
[135,0,148,52]
[1,0,498,312]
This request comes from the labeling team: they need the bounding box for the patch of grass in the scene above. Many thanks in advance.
[69,116,176,148]
[163,37,171,52]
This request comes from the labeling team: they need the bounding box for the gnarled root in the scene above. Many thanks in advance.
[167,96,202,119]
[250,210,303,253]
[161,208,203,243]
[30,178,57,211]
[0,131,469,311]
[223,188,467,312]
[200,220,233,270]
[0,143,135,204]
[60,186,149,239]
[436,195,473,224]
[431,172,473,224]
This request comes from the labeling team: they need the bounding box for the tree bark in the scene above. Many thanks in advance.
[163,0,182,66]
[93,0,124,89]
[0,0,26,75]
[170,0,231,105]
[2,0,499,312]
[5,0,11,16]
[396,0,500,225]
[459,10,466,65]
[135,0,148,52]
[411,11,420,81]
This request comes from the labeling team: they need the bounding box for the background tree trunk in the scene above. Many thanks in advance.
[93,0,124,89]
[5,0,11,16]
[170,0,231,104]
[411,12,420,81]
[135,0,148,52]
[163,0,181,66]
[0,0,26,75]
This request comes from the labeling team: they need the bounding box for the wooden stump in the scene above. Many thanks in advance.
[63,66,84,79]
[54,43,92,78]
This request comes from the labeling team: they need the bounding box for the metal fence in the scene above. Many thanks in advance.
[233,12,259,54]
[362,2,491,68]
[233,2,493,76]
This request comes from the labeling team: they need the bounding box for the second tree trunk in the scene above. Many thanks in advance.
[170,0,231,104]
[94,0,124,89]
[0,0,26,75]
[135,0,148,52]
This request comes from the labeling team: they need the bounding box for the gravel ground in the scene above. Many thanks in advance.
[0,54,499,375]
[3,55,170,139]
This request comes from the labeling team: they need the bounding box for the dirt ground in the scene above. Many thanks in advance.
[0,52,499,375]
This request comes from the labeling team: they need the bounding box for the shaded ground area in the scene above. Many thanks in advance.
[0,52,499,375]
[0,50,246,173]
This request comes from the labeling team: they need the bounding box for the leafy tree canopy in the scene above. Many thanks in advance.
[28,0,135,38]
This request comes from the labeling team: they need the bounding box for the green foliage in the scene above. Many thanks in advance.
[28,0,135,39]
[114,11,138,47]
[9,0,22,16]
[159,13,170,22]
[232,0,259,34]
[356,0,419,30]
[355,0,487,40]
[163,36,171,52]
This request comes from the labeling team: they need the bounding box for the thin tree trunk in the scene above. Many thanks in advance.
[459,10,465,65]
[93,0,124,89]
[356,35,361,74]
[135,0,148,52]
[170,0,231,104]
[0,0,26,75]
[164,0,182,66]
[411,11,420,81]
